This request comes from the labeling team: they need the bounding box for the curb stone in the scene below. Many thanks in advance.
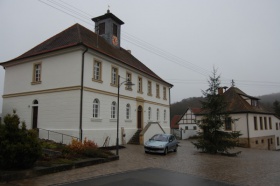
[0,155,119,183]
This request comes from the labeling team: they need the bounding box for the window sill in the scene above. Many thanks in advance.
[110,119,117,122]
[31,81,41,85]
[92,78,103,83]
[91,118,102,122]
[110,83,118,87]
[137,91,143,94]
[125,119,132,122]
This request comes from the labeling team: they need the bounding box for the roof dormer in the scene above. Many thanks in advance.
[92,10,124,48]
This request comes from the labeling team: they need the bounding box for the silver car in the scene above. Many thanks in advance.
[144,134,178,155]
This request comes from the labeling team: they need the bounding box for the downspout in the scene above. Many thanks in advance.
[246,113,250,147]
[79,47,88,141]
[169,87,172,131]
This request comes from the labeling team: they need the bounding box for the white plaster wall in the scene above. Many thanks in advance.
[2,90,80,136]
[144,123,165,143]
[3,51,81,95]
[83,53,170,107]
[179,124,198,139]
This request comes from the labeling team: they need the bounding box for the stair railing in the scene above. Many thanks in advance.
[37,128,79,144]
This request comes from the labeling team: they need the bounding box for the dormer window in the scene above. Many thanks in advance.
[252,99,258,107]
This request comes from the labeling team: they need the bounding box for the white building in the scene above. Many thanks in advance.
[0,11,173,146]
[177,108,201,139]
[196,87,280,150]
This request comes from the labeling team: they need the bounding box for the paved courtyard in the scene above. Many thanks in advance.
[1,140,280,186]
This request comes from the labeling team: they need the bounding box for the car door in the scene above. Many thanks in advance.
[168,135,176,150]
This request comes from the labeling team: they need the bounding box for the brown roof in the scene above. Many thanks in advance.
[197,87,272,115]
[1,24,172,87]
[171,115,181,129]
[191,108,202,114]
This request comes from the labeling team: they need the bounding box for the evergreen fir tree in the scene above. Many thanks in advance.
[192,68,241,155]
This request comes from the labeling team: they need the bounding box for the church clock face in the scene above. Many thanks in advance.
[112,35,118,46]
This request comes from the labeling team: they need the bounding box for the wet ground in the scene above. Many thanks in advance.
[1,140,280,186]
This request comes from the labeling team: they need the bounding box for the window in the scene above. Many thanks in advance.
[147,81,152,96]
[225,117,232,131]
[111,66,118,86]
[264,117,267,130]
[98,22,105,35]
[32,63,41,84]
[163,87,167,100]
[185,126,188,130]
[164,110,166,121]
[126,104,131,120]
[113,23,118,36]
[93,99,99,118]
[157,108,159,121]
[269,117,272,129]
[277,137,279,146]
[252,99,258,106]
[138,77,143,93]
[148,107,151,120]
[193,126,197,130]
[111,102,117,119]
[276,123,279,130]
[254,116,258,130]
[93,60,102,82]
[260,117,263,130]
[126,72,132,90]
[256,140,258,144]
[156,84,160,98]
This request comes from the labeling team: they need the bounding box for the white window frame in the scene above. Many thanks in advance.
[93,99,100,118]
[111,101,117,119]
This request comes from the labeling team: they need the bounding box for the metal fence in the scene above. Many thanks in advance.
[38,128,79,144]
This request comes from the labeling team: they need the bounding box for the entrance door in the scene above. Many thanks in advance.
[32,106,38,129]
[137,105,142,129]
[268,139,271,150]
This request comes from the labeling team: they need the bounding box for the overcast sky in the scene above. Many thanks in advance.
[1,0,280,113]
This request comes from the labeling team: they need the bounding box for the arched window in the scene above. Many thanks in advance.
[164,110,166,121]
[93,99,99,118]
[148,107,151,120]
[157,108,160,121]
[126,104,131,119]
[33,100,38,104]
[111,101,117,119]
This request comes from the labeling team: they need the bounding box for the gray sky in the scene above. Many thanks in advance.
[1,0,280,113]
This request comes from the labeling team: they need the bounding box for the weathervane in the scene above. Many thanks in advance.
[107,5,110,13]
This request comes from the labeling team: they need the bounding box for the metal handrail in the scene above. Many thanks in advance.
[37,128,79,143]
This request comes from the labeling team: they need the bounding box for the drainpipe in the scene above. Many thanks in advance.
[79,47,88,141]
[169,87,171,131]
[246,113,250,147]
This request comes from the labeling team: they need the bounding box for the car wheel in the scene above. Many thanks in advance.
[163,147,168,155]
[174,146,177,152]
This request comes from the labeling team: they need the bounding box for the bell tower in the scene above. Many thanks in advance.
[92,10,124,48]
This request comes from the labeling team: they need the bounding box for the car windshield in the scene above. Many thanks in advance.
[151,134,168,142]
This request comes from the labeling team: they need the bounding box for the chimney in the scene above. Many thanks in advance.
[218,87,224,95]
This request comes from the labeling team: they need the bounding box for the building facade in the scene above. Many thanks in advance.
[1,11,173,146]
[196,87,280,150]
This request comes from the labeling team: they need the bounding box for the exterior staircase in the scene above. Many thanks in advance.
[128,130,141,145]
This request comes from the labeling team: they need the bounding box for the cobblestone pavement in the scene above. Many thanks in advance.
[1,140,280,186]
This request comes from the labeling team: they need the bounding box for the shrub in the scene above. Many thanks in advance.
[0,110,42,169]
[64,138,102,158]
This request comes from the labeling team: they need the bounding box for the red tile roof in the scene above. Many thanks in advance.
[197,87,273,115]
[1,24,172,87]
[171,115,181,129]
